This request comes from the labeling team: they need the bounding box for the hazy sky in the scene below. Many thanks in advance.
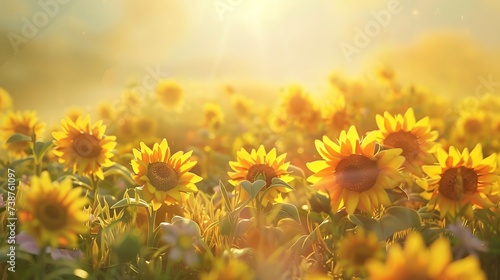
[1,0,500,121]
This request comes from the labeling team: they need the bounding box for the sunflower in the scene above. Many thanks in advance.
[230,94,252,119]
[1,110,45,157]
[18,171,89,248]
[155,79,183,110]
[307,126,405,214]
[281,84,314,118]
[201,258,255,280]
[455,110,487,138]
[202,103,224,130]
[322,95,352,133]
[66,107,85,123]
[417,144,498,219]
[336,228,384,278]
[228,145,293,206]
[97,101,116,121]
[52,115,117,180]
[0,87,13,113]
[373,108,438,175]
[131,138,201,210]
[134,116,157,139]
[280,84,320,129]
[366,232,486,280]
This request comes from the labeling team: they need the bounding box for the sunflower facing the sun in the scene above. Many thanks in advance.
[1,110,45,157]
[131,138,201,210]
[18,171,89,248]
[366,232,486,280]
[417,144,498,219]
[228,145,293,206]
[52,115,117,180]
[373,108,438,175]
[307,126,405,214]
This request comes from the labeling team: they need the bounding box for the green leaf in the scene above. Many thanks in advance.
[290,235,309,254]
[111,232,141,263]
[385,206,422,228]
[348,207,423,240]
[348,214,382,235]
[219,180,233,212]
[9,156,34,167]
[240,180,266,200]
[33,140,54,163]
[103,163,136,184]
[220,215,233,236]
[6,133,31,144]
[110,197,150,209]
[272,203,301,224]
[269,177,294,190]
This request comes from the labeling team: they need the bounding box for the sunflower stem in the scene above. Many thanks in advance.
[37,246,47,280]
[147,207,156,248]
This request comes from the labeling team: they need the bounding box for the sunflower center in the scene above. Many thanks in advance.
[147,162,179,191]
[335,155,380,192]
[15,124,32,136]
[438,167,478,200]
[38,203,67,231]
[73,133,102,158]
[246,164,278,186]
[350,247,374,266]
[384,131,420,160]
[464,119,482,135]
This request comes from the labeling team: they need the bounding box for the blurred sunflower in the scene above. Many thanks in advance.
[322,95,352,133]
[230,94,252,119]
[417,144,498,219]
[0,87,13,113]
[131,138,201,210]
[452,109,488,146]
[281,84,314,118]
[201,258,255,280]
[18,171,89,248]
[202,103,224,130]
[373,108,438,175]
[336,228,384,278]
[228,145,293,206]
[134,115,157,140]
[97,101,116,122]
[1,110,45,157]
[307,126,405,214]
[366,232,486,280]
[155,79,183,110]
[52,115,117,180]
[66,107,85,123]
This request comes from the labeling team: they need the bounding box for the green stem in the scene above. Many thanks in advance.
[90,175,99,209]
[38,246,47,280]
[147,207,157,248]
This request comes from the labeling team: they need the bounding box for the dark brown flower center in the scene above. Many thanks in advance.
[246,164,278,186]
[39,203,67,231]
[15,124,32,136]
[73,133,101,158]
[439,167,478,200]
[464,119,482,135]
[335,155,379,192]
[384,131,420,161]
[147,162,179,191]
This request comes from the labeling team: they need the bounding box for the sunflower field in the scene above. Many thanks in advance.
[0,67,499,280]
